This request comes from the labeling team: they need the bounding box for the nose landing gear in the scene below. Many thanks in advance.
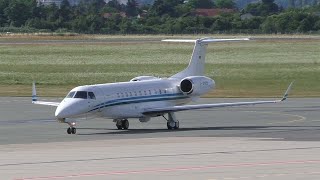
[66,121,77,134]
[58,118,77,135]
[67,127,76,134]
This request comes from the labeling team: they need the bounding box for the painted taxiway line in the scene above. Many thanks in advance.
[208,171,320,180]
[15,159,320,180]
[243,110,307,125]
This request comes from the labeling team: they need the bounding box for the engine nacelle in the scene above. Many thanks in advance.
[130,76,160,82]
[179,76,215,96]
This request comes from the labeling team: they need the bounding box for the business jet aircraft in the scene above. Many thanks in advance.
[32,37,293,134]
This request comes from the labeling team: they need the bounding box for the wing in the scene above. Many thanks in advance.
[32,101,60,107]
[143,82,293,115]
[32,81,60,107]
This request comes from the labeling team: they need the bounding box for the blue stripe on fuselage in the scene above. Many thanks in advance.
[93,93,183,108]
[88,93,188,113]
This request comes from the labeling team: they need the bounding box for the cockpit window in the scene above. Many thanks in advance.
[88,92,96,99]
[66,91,76,98]
[74,91,87,99]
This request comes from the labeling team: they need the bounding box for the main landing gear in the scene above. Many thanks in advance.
[164,112,180,130]
[114,119,129,130]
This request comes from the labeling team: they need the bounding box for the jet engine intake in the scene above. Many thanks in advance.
[180,79,193,94]
[178,76,215,96]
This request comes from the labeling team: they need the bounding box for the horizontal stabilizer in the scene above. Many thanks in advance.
[162,38,250,44]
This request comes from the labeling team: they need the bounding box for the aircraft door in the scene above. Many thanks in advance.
[91,87,104,113]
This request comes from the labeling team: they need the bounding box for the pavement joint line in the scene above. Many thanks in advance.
[208,171,320,180]
[218,171,320,180]
[310,119,320,122]
[14,160,320,180]
[2,147,320,167]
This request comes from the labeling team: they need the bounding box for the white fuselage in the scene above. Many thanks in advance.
[55,77,215,120]
[33,38,290,134]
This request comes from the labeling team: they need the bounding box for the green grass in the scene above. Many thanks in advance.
[0,35,319,97]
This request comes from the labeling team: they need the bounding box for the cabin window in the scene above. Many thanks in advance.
[88,92,96,99]
[144,90,147,95]
[134,91,137,96]
[125,92,128,97]
[159,89,162,94]
[74,91,87,99]
[164,89,167,94]
[129,92,132,97]
[66,91,76,98]
[117,93,120,98]
[149,90,152,95]
[139,91,142,96]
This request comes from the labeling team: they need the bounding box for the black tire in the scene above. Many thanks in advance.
[174,121,180,130]
[71,127,76,134]
[122,120,129,130]
[116,124,122,130]
[167,122,173,130]
[67,127,72,134]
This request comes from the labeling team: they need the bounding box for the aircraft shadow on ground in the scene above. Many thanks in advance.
[77,125,320,137]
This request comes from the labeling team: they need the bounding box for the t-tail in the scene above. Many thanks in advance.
[162,38,250,79]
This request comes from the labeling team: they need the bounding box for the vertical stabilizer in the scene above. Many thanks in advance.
[171,39,208,79]
[162,38,249,79]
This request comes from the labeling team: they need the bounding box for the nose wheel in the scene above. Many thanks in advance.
[67,127,76,134]
[66,121,77,135]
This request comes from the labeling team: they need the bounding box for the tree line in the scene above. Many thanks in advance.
[0,0,320,34]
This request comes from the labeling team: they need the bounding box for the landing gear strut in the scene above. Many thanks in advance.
[115,119,129,130]
[164,112,179,130]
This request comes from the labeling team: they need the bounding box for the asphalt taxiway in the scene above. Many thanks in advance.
[0,97,319,179]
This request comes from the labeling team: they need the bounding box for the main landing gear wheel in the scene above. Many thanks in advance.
[115,119,129,130]
[122,119,129,130]
[165,112,180,130]
[167,121,179,130]
[67,127,76,134]
[116,124,122,130]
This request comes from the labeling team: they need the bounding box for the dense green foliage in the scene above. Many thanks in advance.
[0,0,320,34]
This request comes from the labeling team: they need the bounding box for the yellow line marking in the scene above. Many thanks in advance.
[243,111,306,125]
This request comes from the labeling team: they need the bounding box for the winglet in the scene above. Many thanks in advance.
[32,81,37,102]
[281,81,294,101]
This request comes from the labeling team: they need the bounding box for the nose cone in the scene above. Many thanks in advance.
[55,99,88,119]
[55,105,69,119]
